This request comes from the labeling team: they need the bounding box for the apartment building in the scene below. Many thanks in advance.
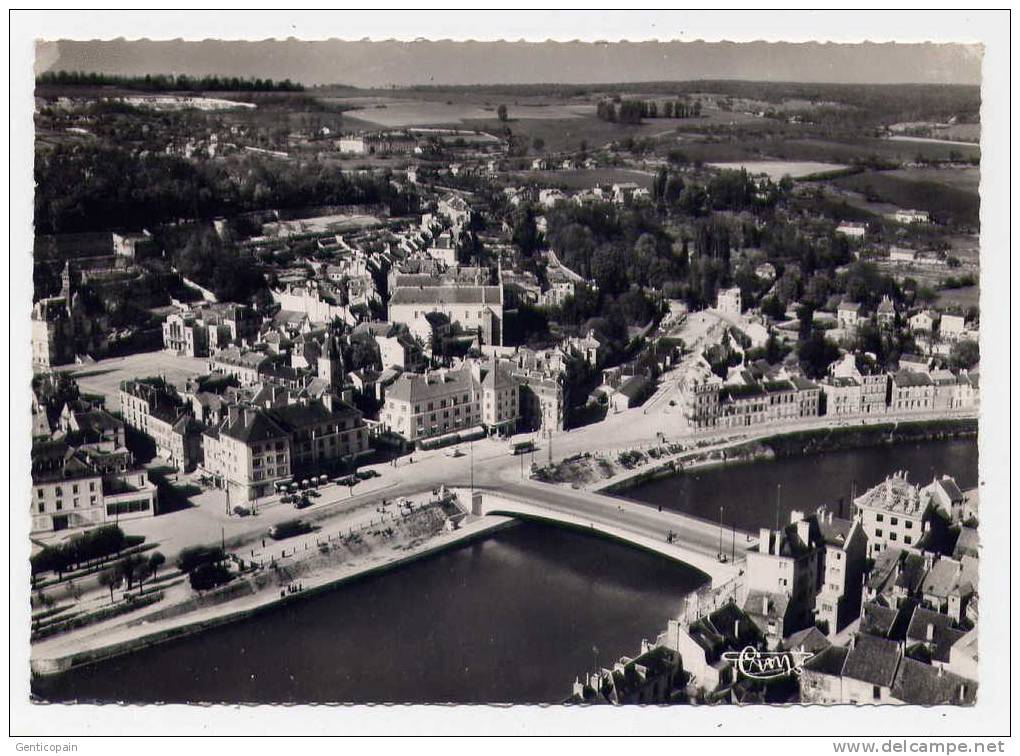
[380,368,482,444]
[743,513,825,648]
[853,472,934,557]
[31,440,157,533]
[388,284,503,346]
[119,378,202,471]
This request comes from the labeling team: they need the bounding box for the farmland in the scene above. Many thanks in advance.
[830,169,979,228]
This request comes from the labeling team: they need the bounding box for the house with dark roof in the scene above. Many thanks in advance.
[891,657,976,705]
[841,634,904,704]
[666,601,764,694]
[905,605,968,668]
[568,642,683,705]
[814,510,869,636]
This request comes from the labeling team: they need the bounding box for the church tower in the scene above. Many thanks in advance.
[317,329,345,390]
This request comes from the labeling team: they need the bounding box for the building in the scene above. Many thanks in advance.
[568,642,683,705]
[939,314,967,342]
[853,472,935,557]
[820,376,862,416]
[814,512,869,636]
[380,368,482,444]
[437,194,472,227]
[716,286,742,315]
[119,378,202,471]
[891,209,930,224]
[744,512,825,648]
[388,284,503,346]
[477,359,519,435]
[31,263,110,368]
[680,366,722,431]
[266,394,369,476]
[376,329,426,371]
[835,222,867,239]
[909,310,937,334]
[876,296,897,328]
[837,301,862,333]
[203,407,291,503]
[665,602,764,694]
[31,440,156,533]
[162,303,258,357]
[210,348,273,386]
[890,371,935,412]
[514,369,565,432]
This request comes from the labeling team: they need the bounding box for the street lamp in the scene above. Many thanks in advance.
[718,505,724,559]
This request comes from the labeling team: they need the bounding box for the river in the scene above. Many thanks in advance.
[32,523,706,704]
[32,438,977,705]
[621,438,978,533]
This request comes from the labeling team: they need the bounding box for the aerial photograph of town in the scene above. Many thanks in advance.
[11,11,1009,744]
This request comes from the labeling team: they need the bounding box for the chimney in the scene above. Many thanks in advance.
[734,619,740,639]
[796,519,811,548]
[228,405,239,425]
[762,595,770,615]
[244,408,256,427]
[790,509,805,525]
[759,528,771,552]
[926,623,935,643]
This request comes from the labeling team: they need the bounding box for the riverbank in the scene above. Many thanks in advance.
[31,504,515,679]
[539,416,979,496]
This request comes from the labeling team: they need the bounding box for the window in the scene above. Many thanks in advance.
[889,532,897,541]
[72,484,79,494]
[37,488,43,499]
[890,517,898,526]
[905,520,913,530]
[904,536,912,545]
[875,529,883,538]
[872,686,881,701]
[55,500,63,511]
[37,502,44,513]
[876,514,884,523]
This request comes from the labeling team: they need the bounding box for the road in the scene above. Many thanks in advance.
[77,395,976,568]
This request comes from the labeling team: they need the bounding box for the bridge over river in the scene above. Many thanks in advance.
[468,480,750,587]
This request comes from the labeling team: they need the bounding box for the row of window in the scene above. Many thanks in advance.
[106,499,151,516]
[37,481,98,498]
[874,514,914,528]
[874,529,913,545]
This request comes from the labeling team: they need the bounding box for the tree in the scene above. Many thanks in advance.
[148,551,166,577]
[497,104,509,122]
[133,562,153,595]
[949,339,980,370]
[798,330,841,379]
[118,554,145,591]
[177,545,226,574]
[531,137,545,151]
[98,568,122,604]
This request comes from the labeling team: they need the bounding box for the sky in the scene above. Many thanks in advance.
[36,39,982,88]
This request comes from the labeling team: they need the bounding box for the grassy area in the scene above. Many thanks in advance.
[831,169,979,227]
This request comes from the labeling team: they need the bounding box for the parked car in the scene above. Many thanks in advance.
[293,496,311,510]
[355,469,380,480]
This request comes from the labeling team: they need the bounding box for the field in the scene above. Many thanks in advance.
[706,160,847,180]
[886,167,980,193]
[506,168,653,190]
[935,285,980,310]
[323,96,594,128]
[830,169,979,228]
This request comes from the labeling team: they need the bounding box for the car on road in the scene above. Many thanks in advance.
[269,519,313,540]
[355,469,380,480]
[293,496,311,509]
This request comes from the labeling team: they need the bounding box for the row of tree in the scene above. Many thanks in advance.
[37,70,304,92]
[596,98,703,124]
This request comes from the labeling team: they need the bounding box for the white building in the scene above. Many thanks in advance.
[716,287,742,315]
